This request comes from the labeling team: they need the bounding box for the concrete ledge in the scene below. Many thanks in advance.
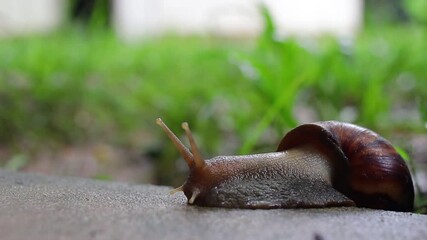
[0,169,425,240]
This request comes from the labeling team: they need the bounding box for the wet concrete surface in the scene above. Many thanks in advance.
[0,169,426,240]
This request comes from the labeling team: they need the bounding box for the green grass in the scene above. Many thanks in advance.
[232,9,427,155]
[0,30,246,146]
[0,13,426,190]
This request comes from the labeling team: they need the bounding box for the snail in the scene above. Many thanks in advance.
[156,118,414,212]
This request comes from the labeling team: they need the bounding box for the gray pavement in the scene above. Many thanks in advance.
[0,169,426,240]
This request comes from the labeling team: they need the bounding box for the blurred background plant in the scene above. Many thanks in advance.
[0,0,426,211]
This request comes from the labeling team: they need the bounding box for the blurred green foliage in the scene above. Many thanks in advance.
[404,0,427,24]
[0,4,426,192]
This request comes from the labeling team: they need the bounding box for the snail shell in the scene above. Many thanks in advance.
[278,121,414,212]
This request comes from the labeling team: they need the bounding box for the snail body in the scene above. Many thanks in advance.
[156,119,414,212]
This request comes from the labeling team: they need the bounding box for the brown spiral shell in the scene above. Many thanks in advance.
[277,121,414,212]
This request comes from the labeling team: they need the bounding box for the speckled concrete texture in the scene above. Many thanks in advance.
[0,169,426,240]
